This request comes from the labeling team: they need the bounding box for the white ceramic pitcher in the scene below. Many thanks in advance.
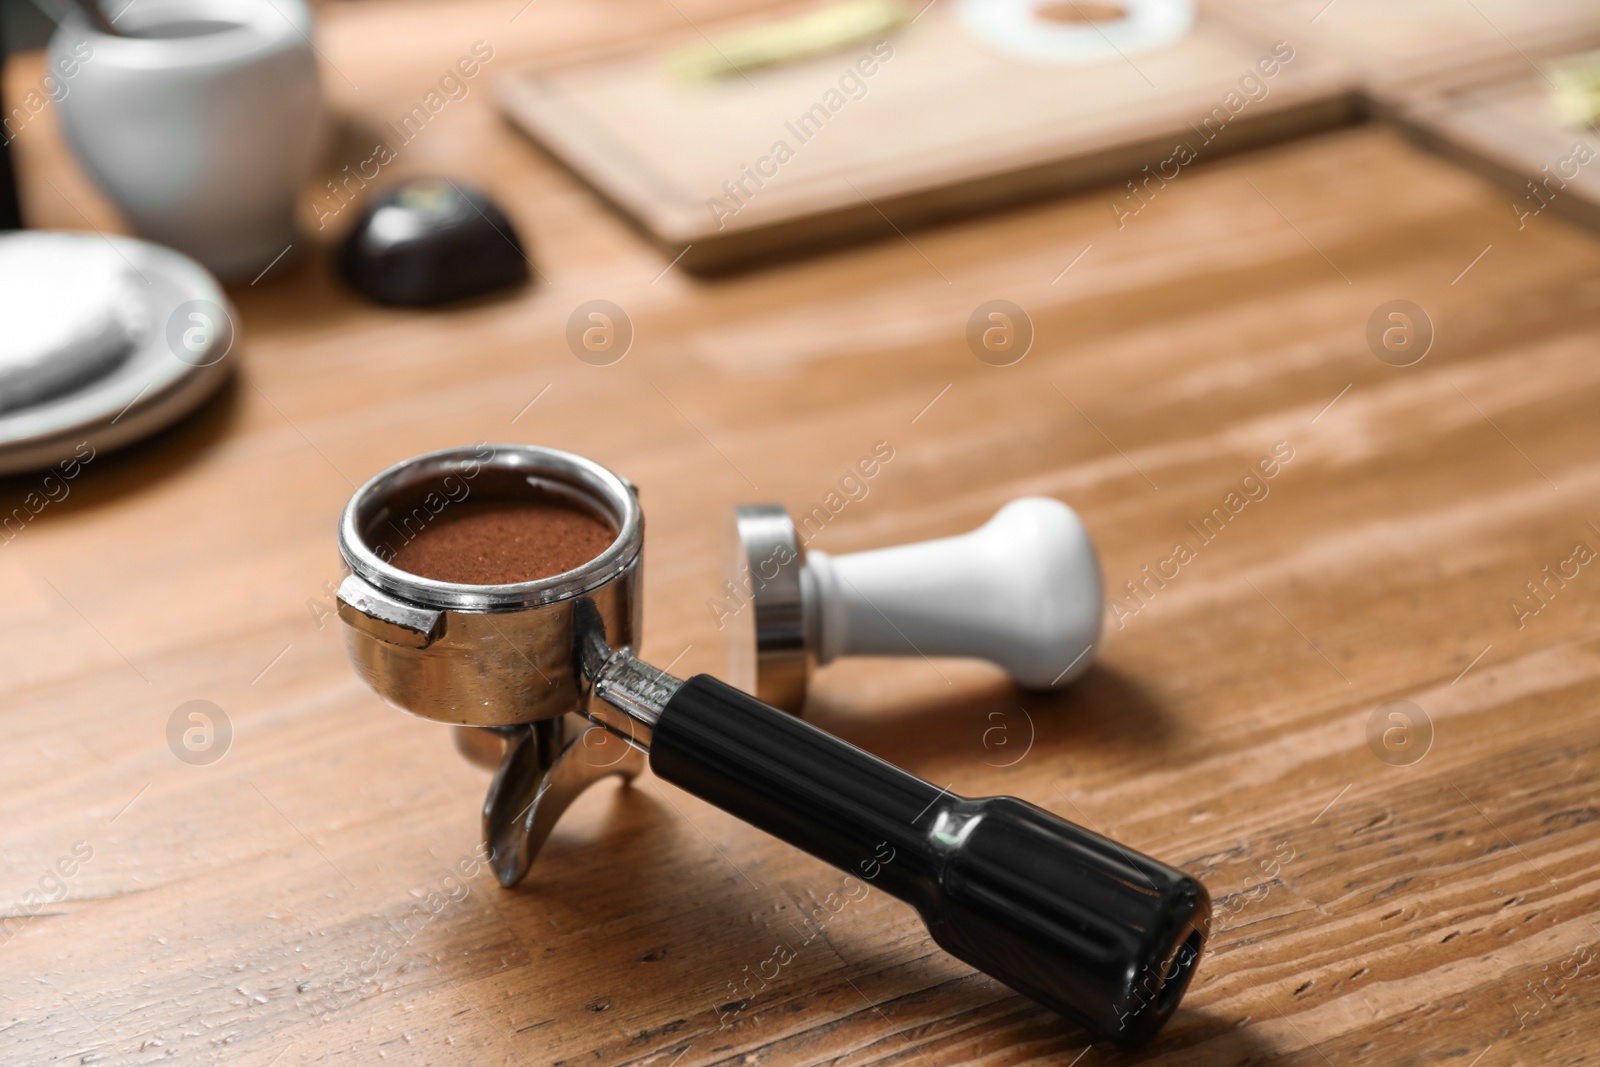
[51,0,321,280]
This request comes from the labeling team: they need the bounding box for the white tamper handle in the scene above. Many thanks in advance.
[725,497,1104,710]
[801,498,1103,689]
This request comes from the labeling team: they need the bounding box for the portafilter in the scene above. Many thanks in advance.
[335,443,1211,1045]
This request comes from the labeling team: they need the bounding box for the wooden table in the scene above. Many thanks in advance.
[5,2,1600,1064]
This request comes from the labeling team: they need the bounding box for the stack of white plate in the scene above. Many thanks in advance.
[0,231,236,476]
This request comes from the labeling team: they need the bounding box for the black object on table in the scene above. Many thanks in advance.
[1,22,23,230]
[337,177,529,307]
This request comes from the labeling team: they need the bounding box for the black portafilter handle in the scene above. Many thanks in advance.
[648,675,1212,1046]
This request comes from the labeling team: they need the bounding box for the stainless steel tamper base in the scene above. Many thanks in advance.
[723,504,812,712]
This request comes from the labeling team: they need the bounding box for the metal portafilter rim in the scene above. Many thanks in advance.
[337,442,643,613]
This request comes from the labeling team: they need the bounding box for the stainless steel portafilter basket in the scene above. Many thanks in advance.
[337,443,643,726]
[334,443,1212,1046]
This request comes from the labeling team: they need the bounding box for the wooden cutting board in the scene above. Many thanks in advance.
[1203,1,1600,242]
[1205,0,1600,102]
[498,5,1358,272]
[1398,70,1600,235]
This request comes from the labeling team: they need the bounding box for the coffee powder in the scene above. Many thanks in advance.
[389,497,616,585]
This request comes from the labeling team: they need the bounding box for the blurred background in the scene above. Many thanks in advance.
[3,1,1599,1065]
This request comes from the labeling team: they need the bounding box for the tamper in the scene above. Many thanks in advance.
[723,498,1103,711]
[335,445,1208,1045]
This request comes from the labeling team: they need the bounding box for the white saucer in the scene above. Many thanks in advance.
[0,232,236,476]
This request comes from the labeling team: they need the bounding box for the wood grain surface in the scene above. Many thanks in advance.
[4,2,1600,1066]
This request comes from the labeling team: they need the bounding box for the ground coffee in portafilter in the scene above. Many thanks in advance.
[389,497,617,585]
